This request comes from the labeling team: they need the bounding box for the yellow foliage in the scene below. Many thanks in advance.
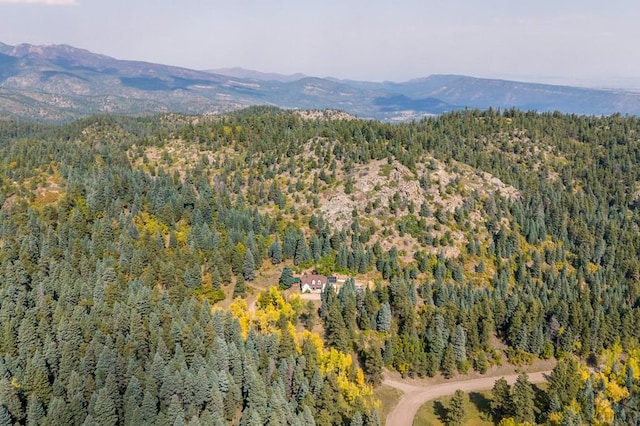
[288,293,304,317]
[228,288,306,349]
[573,347,640,426]
[355,367,365,387]
[594,393,614,425]
[601,343,623,377]
[579,364,592,382]
[604,379,629,403]
[337,374,368,404]
[319,347,352,375]
[317,347,373,403]
[549,403,581,426]
[227,298,250,338]
[573,340,582,352]
[252,286,300,335]
[299,330,324,353]
[395,362,410,376]
[72,197,89,218]
[134,212,169,237]
[626,349,640,380]
[253,304,281,333]
[228,287,375,408]
[235,242,246,258]
[286,323,300,351]
[11,377,20,389]
[174,220,189,245]
[595,344,634,405]
[547,411,563,425]
[257,286,295,319]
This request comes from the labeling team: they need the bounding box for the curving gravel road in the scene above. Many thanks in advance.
[383,370,551,426]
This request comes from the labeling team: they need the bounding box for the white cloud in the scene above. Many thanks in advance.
[0,0,76,4]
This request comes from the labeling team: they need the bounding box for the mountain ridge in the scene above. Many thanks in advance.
[1,42,640,121]
[206,67,308,83]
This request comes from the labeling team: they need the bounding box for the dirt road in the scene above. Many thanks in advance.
[383,370,551,426]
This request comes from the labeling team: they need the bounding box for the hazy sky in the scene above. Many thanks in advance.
[0,0,638,87]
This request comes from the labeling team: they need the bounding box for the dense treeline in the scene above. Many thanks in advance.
[1,108,640,423]
[488,354,640,425]
[167,107,640,421]
[0,114,378,425]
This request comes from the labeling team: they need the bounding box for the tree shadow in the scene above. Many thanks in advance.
[469,391,493,420]
[433,400,448,423]
[533,384,548,423]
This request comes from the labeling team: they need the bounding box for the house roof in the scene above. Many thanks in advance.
[301,273,326,287]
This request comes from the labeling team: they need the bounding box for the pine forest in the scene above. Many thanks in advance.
[1,107,640,425]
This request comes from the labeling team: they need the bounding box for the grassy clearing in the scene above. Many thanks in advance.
[413,391,494,426]
[374,384,402,424]
[413,382,547,426]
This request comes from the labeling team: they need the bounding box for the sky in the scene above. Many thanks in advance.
[0,0,639,88]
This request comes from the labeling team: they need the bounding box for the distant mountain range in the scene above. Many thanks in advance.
[206,67,309,83]
[1,42,640,121]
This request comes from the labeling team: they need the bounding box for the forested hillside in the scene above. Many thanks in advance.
[1,108,640,424]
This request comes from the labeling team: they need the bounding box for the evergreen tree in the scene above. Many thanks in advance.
[0,405,12,426]
[82,414,97,426]
[561,406,583,426]
[376,303,392,332]
[362,346,383,386]
[23,350,52,404]
[278,319,297,359]
[6,103,640,426]
[46,397,72,426]
[301,300,317,330]
[167,395,186,425]
[452,325,467,363]
[233,274,247,298]
[269,240,282,265]
[212,268,222,291]
[242,249,256,281]
[475,351,488,374]
[547,357,581,407]
[93,388,118,426]
[578,378,595,421]
[310,236,322,262]
[279,266,295,290]
[428,314,448,364]
[511,373,535,424]
[69,391,88,426]
[445,390,467,426]
[491,377,512,421]
[245,409,263,426]
[325,300,350,353]
[26,396,46,426]
[441,344,457,379]
[0,378,23,423]
[139,391,158,424]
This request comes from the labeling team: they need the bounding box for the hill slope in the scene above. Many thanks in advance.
[1,108,640,424]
